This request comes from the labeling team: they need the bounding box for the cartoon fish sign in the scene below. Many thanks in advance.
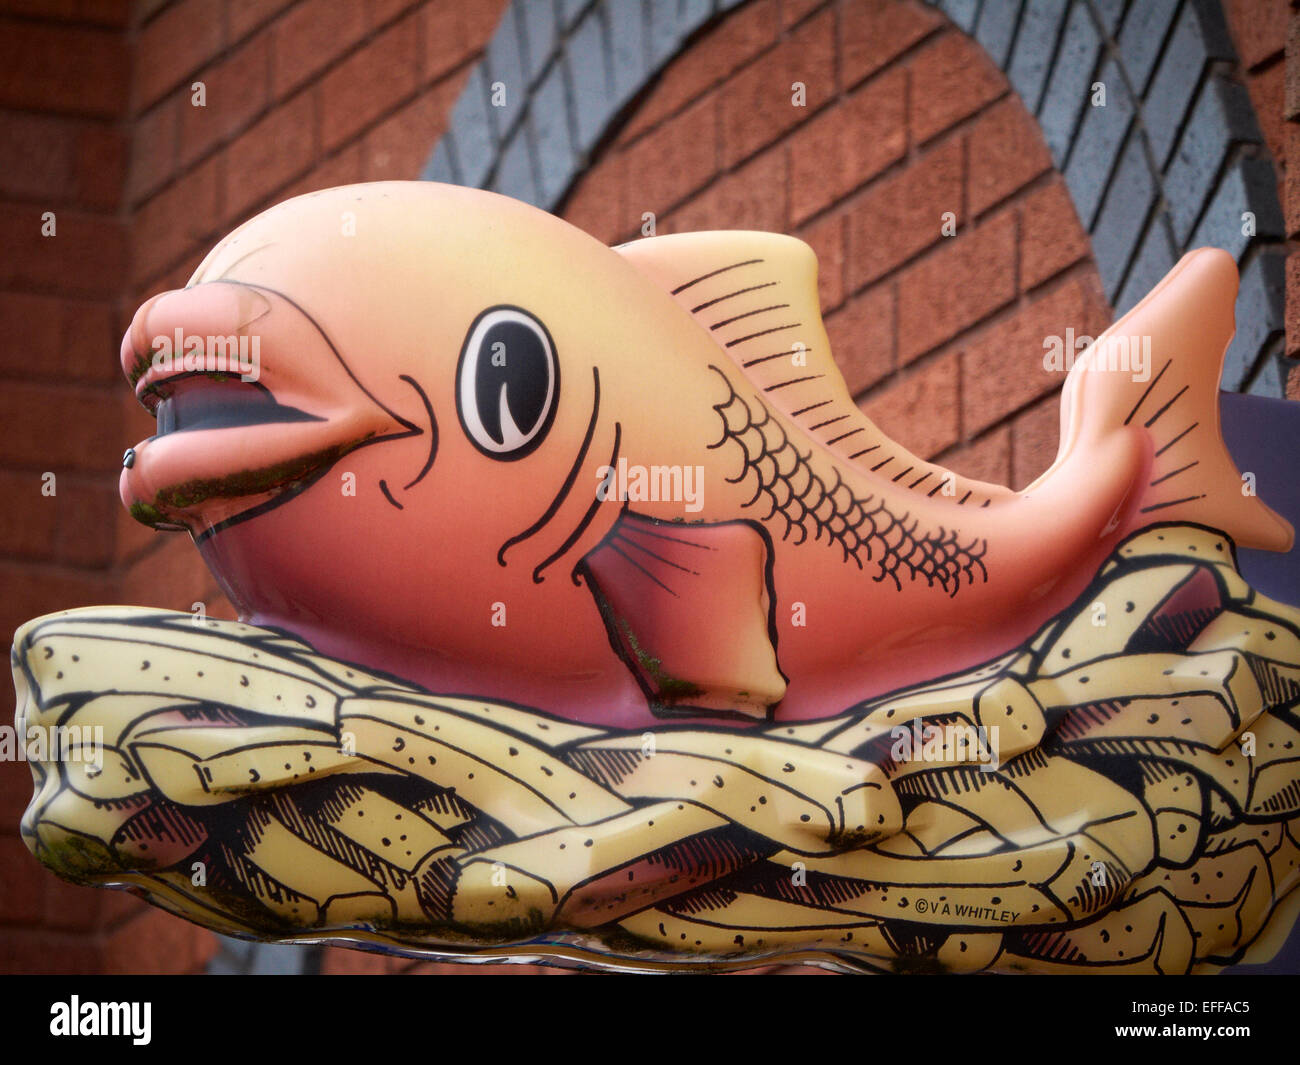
[118,182,1293,729]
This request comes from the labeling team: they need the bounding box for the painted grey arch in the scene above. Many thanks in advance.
[421,0,1289,399]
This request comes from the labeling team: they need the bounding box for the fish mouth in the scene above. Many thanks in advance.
[120,283,411,535]
[141,373,325,436]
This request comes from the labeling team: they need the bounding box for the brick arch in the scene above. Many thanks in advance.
[424,0,1288,400]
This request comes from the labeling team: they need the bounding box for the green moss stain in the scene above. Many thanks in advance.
[617,618,703,702]
[129,435,374,528]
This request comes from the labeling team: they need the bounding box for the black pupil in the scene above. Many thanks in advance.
[476,319,549,445]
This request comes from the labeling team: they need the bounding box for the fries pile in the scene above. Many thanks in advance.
[12,524,1300,973]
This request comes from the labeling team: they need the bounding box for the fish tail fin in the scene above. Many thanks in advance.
[1057,248,1293,552]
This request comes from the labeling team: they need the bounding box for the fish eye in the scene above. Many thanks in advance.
[455,306,559,460]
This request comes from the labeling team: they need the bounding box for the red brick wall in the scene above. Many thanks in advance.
[1236,0,1300,398]
[566,0,1109,490]
[0,0,506,975]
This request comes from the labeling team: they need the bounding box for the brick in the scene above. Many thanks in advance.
[116,533,222,610]
[826,282,893,395]
[1287,251,1300,357]
[1117,0,1179,94]
[1064,57,1134,228]
[363,78,462,182]
[228,0,295,41]
[616,0,778,145]
[0,760,34,830]
[1223,247,1286,389]
[789,66,906,225]
[0,290,117,391]
[0,470,58,559]
[939,0,980,32]
[1290,15,1300,121]
[491,129,538,203]
[1006,0,1069,113]
[898,212,1018,364]
[179,33,271,167]
[101,906,217,974]
[320,13,422,151]
[1249,60,1286,171]
[1037,0,1103,166]
[135,0,224,110]
[1011,393,1062,488]
[1189,155,1285,259]
[607,0,651,112]
[39,872,139,933]
[74,124,126,211]
[0,381,123,470]
[797,209,845,312]
[0,21,128,117]
[1165,75,1259,244]
[134,154,220,284]
[0,112,74,201]
[529,60,574,207]
[1288,361,1300,400]
[485,2,529,133]
[561,152,626,246]
[968,95,1053,216]
[0,564,114,662]
[841,0,941,88]
[973,0,1021,67]
[719,9,834,167]
[0,928,105,975]
[961,275,1109,436]
[0,204,127,297]
[1090,130,1156,299]
[519,0,560,80]
[0,0,129,24]
[320,945,391,974]
[54,476,118,567]
[367,0,422,30]
[269,0,367,99]
[909,32,1005,145]
[1145,0,1235,168]
[1225,0,1287,68]
[1289,122,1300,237]
[1115,216,1176,313]
[859,350,959,460]
[940,425,1012,487]
[1020,177,1090,289]
[779,0,822,29]
[846,135,963,291]
[623,94,718,218]
[222,91,312,222]
[670,145,786,233]
[446,66,501,188]
[565,10,613,156]
[126,96,180,203]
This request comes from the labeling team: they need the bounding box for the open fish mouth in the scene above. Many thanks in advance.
[142,374,325,437]
[118,282,412,534]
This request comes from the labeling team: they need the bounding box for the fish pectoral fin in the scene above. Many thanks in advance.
[580,515,786,720]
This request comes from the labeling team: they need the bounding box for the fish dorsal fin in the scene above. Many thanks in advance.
[615,232,1013,506]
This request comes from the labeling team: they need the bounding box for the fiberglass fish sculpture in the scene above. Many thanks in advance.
[118,182,1293,730]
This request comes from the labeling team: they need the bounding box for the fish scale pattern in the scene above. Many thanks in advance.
[707,369,989,595]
